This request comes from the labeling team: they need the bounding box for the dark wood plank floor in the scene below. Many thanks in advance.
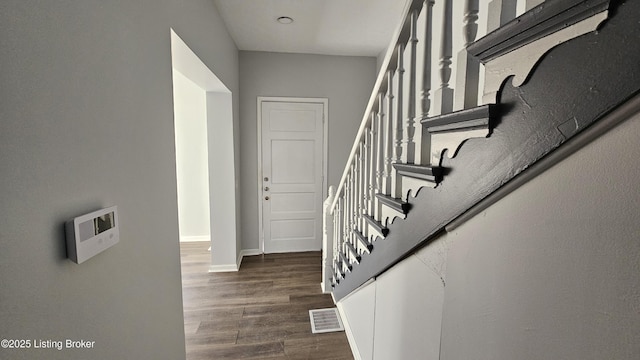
[180,242,354,360]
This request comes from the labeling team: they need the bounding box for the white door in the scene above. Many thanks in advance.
[261,100,325,253]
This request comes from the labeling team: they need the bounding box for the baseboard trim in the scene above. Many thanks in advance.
[208,264,238,272]
[180,235,210,242]
[208,249,262,273]
[237,249,262,269]
[336,302,362,360]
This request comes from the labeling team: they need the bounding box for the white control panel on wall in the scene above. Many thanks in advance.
[65,206,119,264]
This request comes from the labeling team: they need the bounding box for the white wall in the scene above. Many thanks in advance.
[439,109,640,360]
[338,281,376,360]
[0,0,239,359]
[339,254,445,360]
[239,51,376,251]
[172,70,211,241]
[207,91,240,270]
[339,245,446,360]
[338,109,640,359]
[171,0,242,265]
[171,30,239,269]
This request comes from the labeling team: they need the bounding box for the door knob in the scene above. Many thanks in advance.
[264,187,270,191]
[265,196,270,200]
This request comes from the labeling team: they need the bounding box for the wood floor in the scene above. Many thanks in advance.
[180,242,354,360]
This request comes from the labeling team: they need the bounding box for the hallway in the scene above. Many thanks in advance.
[180,242,353,359]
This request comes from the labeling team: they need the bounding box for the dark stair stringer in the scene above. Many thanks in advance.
[333,0,640,300]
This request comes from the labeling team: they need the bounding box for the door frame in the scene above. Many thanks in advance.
[257,96,329,253]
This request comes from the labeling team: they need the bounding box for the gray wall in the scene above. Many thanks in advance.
[239,51,376,251]
[339,109,640,359]
[0,1,239,359]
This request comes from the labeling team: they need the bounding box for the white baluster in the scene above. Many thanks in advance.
[487,0,517,32]
[338,199,343,249]
[341,173,351,245]
[402,9,420,165]
[362,127,370,233]
[420,0,434,119]
[516,0,544,16]
[332,200,337,278]
[350,163,357,247]
[353,161,360,248]
[525,0,544,10]
[375,94,385,221]
[322,186,336,293]
[358,143,365,232]
[395,43,405,164]
[383,71,394,196]
[419,0,435,163]
[393,44,405,198]
[333,199,341,270]
[345,169,352,250]
[342,192,348,260]
[433,0,454,116]
[454,0,480,111]
[369,112,378,218]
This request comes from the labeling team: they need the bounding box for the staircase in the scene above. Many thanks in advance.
[324,0,640,300]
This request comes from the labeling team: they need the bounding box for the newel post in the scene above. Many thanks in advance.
[322,186,336,293]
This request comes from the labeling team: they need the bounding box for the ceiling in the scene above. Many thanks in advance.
[212,0,409,57]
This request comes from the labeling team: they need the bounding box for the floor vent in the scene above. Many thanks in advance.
[309,308,344,334]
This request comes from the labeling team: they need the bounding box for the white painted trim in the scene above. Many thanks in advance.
[335,279,376,360]
[321,264,335,294]
[236,248,262,269]
[179,235,210,242]
[256,97,329,253]
[171,28,238,273]
[236,252,243,269]
[208,263,238,272]
[209,249,262,273]
[336,301,363,360]
[482,11,609,104]
[170,30,230,93]
[241,248,262,257]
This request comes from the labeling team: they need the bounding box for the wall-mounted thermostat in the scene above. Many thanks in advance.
[65,206,119,264]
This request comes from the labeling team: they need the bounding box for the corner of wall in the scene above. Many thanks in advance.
[337,300,365,360]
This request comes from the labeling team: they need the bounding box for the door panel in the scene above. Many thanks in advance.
[270,193,316,213]
[261,101,324,253]
[271,140,316,184]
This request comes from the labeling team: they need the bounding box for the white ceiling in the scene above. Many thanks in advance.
[213,0,409,57]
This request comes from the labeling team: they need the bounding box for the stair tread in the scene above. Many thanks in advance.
[338,252,351,271]
[467,0,609,63]
[421,104,496,132]
[353,230,373,252]
[393,163,442,183]
[363,214,389,237]
[345,242,361,263]
[376,193,410,214]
